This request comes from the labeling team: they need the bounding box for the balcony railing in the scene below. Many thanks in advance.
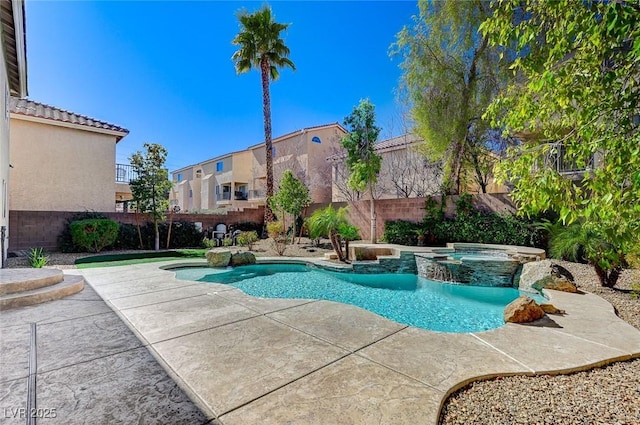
[545,143,594,174]
[216,192,231,201]
[116,164,138,183]
[234,191,248,201]
[248,189,265,200]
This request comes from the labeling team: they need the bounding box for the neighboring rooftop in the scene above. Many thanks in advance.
[10,97,129,141]
[327,133,422,161]
[1,0,28,96]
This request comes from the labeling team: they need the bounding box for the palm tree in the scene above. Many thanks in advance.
[232,5,295,226]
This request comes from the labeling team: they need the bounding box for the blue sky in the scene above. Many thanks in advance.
[26,1,418,171]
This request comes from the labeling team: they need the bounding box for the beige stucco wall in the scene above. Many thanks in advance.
[307,126,346,203]
[1,45,10,256]
[9,117,118,211]
[170,124,346,211]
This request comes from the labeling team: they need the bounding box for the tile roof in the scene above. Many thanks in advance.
[326,133,422,161]
[10,97,129,140]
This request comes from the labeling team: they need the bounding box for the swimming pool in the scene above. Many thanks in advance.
[173,263,545,333]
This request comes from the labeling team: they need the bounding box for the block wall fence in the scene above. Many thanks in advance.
[8,194,515,252]
[8,208,265,251]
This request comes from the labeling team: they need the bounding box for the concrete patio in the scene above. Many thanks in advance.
[3,260,640,424]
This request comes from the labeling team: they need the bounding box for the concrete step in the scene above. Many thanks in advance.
[0,268,64,295]
[0,274,85,309]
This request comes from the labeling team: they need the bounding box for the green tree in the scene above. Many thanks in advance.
[269,170,311,244]
[392,0,505,194]
[129,143,172,252]
[341,99,382,243]
[481,0,640,287]
[232,5,295,227]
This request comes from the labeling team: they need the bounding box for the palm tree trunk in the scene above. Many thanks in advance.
[261,57,275,225]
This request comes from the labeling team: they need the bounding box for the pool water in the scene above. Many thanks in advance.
[174,264,545,333]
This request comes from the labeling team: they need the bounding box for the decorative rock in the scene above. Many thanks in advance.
[537,275,578,293]
[206,249,232,267]
[518,259,578,293]
[230,251,256,267]
[504,296,546,323]
[540,303,566,315]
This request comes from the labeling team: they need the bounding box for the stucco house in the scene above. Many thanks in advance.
[171,123,347,212]
[1,0,27,265]
[9,98,129,212]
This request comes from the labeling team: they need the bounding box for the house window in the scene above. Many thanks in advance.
[196,170,202,178]
[271,147,276,157]
[176,173,182,182]
[216,161,223,172]
[189,190,192,198]
[311,136,321,144]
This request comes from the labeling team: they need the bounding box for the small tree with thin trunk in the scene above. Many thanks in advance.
[269,170,311,244]
[341,99,382,243]
[129,143,172,251]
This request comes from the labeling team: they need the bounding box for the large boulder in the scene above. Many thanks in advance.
[504,296,546,323]
[230,251,256,267]
[534,275,578,293]
[206,249,232,267]
[518,259,578,293]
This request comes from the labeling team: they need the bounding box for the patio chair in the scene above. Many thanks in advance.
[213,223,228,246]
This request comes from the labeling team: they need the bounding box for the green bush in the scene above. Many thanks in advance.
[441,212,543,247]
[232,221,263,235]
[58,211,109,252]
[114,221,204,250]
[382,220,422,245]
[70,219,120,253]
[113,223,141,250]
[383,197,544,248]
[236,231,259,250]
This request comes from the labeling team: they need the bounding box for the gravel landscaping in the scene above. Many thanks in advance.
[440,261,640,425]
[7,245,639,424]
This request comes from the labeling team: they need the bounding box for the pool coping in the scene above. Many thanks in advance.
[76,258,640,425]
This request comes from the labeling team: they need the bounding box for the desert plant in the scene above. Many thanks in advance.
[545,221,627,288]
[266,221,287,256]
[236,231,259,250]
[69,219,120,253]
[28,247,48,268]
[307,205,352,262]
[203,238,216,249]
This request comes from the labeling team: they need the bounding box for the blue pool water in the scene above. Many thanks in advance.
[174,264,545,333]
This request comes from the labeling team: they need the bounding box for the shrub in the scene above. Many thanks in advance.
[161,221,203,249]
[70,219,120,253]
[28,247,48,268]
[267,221,287,256]
[113,223,142,250]
[232,221,263,235]
[236,231,259,250]
[203,238,216,249]
[382,220,421,245]
[58,211,109,252]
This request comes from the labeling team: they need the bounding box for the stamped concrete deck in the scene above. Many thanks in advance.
[4,260,640,424]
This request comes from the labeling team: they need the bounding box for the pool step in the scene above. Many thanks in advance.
[0,269,84,309]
